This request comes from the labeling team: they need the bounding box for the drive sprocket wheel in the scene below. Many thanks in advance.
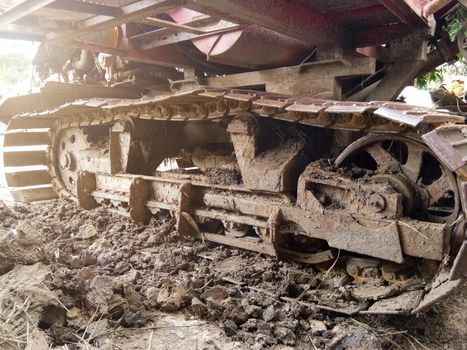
[54,127,89,197]
[335,134,460,225]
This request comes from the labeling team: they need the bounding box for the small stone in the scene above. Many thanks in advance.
[114,269,140,287]
[308,319,327,335]
[245,304,262,318]
[157,278,188,311]
[115,260,130,274]
[86,276,115,311]
[66,307,80,320]
[277,318,299,331]
[190,297,207,317]
[221,319,238,336]
[222,303,248,325]
[288,269,314,284]
[290,302,309,318]
[76,224,97,240]
[241,318,258,331]
[201,285,229,303]
[190,277,204,289]
[70,255,81,269]
[262,305,277,322]
[256,320,272,334]
[88,238,112,256]
[273,326,296,346]
[97,251,123,266]
[81,250,97,266]
[145,287,160,307]
[123,284,142,305]
[299,319,309,331]
[262,271,274,282]
[80,267,95,280]
[121,310,150,328]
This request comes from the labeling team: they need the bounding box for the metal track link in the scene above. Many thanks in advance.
[3,118,57,202]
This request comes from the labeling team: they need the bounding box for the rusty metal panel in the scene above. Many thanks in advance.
[253,97,294,110]
[376,107,464,127]
[450,240,467,280]
[328,217,404,263]
[3,130,50,147]
[457,179,467,215]
[362,289,424,315]
[325,102,376,114]
[286,99,333,114]
[374,106,423,126]
[5,168,52,187]
[422,126,467,172]
[397,220,447,261]
[412,276,463,314]
[3,148,48,167]
[224,92,259,103]
[9,184,58,202]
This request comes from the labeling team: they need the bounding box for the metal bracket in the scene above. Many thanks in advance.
[129,177,152,224]
[77,171,97,210]
[177,182,200,237]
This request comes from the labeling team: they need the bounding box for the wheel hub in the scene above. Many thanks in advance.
[373,174,416,215]
[60,152,75,171]
[55,128,88,196]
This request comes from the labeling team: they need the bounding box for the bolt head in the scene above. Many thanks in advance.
[367,193,386,212]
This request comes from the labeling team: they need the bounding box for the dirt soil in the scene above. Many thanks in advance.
[0,196,465,350]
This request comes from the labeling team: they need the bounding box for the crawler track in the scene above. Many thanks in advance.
[3,88,467,315]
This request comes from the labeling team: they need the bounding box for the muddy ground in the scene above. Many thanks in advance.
[0,195,466,349]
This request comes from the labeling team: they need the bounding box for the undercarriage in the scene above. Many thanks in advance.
[2,87,466,315]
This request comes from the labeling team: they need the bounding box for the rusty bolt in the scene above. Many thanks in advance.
[367,193,386,212]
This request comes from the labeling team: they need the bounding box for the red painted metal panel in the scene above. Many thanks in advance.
[168,7,312,69]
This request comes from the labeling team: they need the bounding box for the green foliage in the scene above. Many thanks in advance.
[0,52,30,87]
[0,43,41,99]
[416,68,443,90]
[447,6,466,41]
[416,7,467,90]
